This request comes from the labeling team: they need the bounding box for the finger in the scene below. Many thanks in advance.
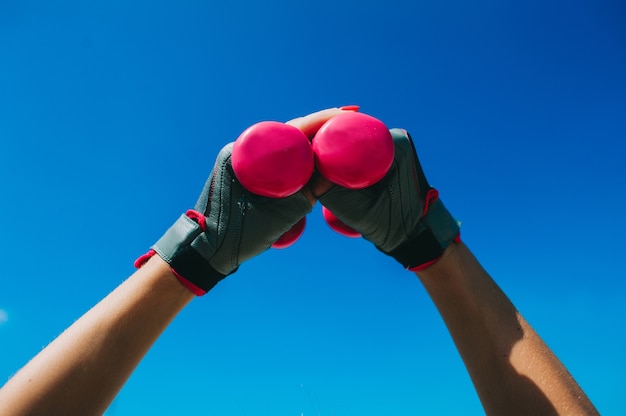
[300,171,335,205]
[309,172,335,198]
[286,106,359,139]
[301,172,334,205]
[300,186,317,206]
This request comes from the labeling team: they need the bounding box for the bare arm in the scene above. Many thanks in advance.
[0,256,194,416]
[0,108,345,416]
[416,241,598,416]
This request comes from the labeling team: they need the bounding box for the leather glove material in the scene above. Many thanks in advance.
[148,143,313,294]
[319,129,459,270]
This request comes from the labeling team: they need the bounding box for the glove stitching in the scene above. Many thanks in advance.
[231,194,246,270]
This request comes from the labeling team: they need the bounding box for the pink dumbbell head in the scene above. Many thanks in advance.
[271,217,307,249]
[232,121,315,198]
[312,112,394,189]
[322,206,361,238]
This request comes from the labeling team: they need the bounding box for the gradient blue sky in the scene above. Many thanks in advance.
[1,0,625,414]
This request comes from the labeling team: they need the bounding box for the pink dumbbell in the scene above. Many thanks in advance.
[271,217,306,249]
[231,112,394,244]
[313,111,394,237]
[231,121,314,249]
[231,121,314,198]
[312,112,394,189]
[322,206,361,238]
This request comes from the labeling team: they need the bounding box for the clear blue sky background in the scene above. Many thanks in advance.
[1,0,625,414]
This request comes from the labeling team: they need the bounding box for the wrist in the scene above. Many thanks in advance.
[385,198,461,271]
[135,211,228,297]
[135,254,197,302]
[412,238,461,276]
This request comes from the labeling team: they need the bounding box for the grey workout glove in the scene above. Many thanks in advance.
[135,142,313,295]
[319,128,460,271]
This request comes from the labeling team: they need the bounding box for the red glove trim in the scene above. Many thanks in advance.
[170,267,208,296]
[408,257,442,272]
[134,249,156,268]
[422,188,439,217]
[185,209,207,231]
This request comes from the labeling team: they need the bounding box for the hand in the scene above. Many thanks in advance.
[137,107,351,295]
[318,128,460,270]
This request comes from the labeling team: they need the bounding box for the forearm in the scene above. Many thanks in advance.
[416,241,598,416]
[0,256,194,416]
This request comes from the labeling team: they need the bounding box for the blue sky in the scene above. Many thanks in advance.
[1,0,625,414]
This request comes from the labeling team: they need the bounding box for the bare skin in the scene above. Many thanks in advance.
[416,241,599,415]
[0,256,193,416]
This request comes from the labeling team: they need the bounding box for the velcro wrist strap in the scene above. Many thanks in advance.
[166,245,226,296]
[152,214,203,263]
[385,199,460,271]
[150,213,226,296]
